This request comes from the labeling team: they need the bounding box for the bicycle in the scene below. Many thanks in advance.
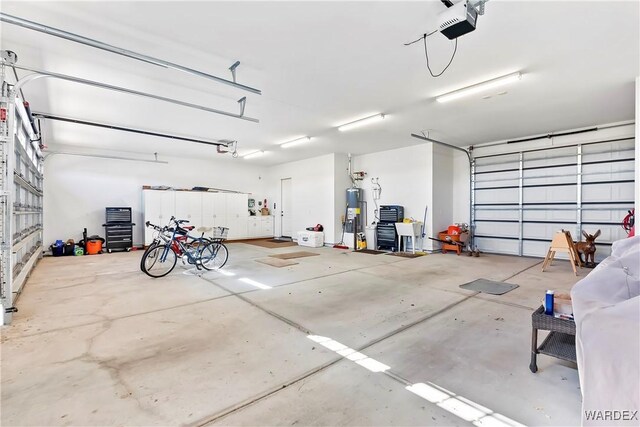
[141,217,229,278]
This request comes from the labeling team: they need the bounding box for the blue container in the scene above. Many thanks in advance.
[51,241,64,257]
[545,290,555,315]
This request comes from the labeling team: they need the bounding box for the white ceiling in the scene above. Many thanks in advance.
[1,1,638,166]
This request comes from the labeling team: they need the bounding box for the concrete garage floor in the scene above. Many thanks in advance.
[1,243,585,426]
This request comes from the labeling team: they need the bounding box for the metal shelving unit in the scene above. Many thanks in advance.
[472,137,635,259]
[1,63,44,325]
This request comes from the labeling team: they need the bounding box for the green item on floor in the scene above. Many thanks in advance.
[74,247,84,256]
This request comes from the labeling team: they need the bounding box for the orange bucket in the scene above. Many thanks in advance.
[447,225,461,235]
[86,240,102,255]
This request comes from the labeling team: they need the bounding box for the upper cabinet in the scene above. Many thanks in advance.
[143,190,261,244]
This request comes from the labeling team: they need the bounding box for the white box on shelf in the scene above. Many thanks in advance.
[297,231,324,248]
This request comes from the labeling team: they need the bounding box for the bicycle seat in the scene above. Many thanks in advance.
[183,225,195,231]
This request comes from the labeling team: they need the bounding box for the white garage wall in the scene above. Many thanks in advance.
[431,144,455,242]
[333,153,352,244]
[452,150,471,226]
[43,147,267,247]
[265,153,338,244]
[353,144,432,250]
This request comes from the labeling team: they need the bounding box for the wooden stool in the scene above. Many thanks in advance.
[542,230,582,276]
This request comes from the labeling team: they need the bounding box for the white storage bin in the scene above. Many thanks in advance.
[297,231,324,248]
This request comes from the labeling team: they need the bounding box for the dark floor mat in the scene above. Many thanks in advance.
[355,249,387,255]
[386,252,425,258]
[459,278,519,295]
[268,239,292,243]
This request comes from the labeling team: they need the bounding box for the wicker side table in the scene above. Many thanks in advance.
[530,305,576,373]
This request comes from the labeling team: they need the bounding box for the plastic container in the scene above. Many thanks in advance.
[297,231,324,247]
[85,240,103,255]
[63,243,75,256]
[545,290,555,315]
[50,240,64,257]
[447,225,461,235]
[365,226,377,250]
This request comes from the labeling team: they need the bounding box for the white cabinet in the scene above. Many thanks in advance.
[143,190,175,245]
[175,192,202,227]
[247,217,260,238]
[247,216,274,238]
[143,190,251,243]
[225,193,248,240]
[260,216,274,236]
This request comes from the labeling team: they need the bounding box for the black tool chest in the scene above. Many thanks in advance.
[377,205,404,251]
[102,207,135,253]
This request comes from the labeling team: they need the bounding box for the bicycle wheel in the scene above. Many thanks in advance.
[140,241,159,272]
[141,244,177,278]
[201,242,229,270]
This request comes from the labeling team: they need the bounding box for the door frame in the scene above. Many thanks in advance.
[280,178,292,238]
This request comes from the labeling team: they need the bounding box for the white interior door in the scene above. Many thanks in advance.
[281,178,293,237]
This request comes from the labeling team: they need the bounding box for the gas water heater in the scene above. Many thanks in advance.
[346,188,365,234]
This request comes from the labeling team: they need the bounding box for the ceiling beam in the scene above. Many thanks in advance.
[10,64,259,123]
[0,12,262,95]
[33,112,235,148]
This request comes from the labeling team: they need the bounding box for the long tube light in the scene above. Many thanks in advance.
[243,150,265,159]
[280,136,311,149]
[338,114,385,132]
[436,72,523,103]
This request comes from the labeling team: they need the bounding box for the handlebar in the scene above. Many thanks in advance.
[145,221,167,232]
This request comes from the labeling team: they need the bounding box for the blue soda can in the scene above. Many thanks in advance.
[545,290,554,315]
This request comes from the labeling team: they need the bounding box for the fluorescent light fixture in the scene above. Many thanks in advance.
[436,72,522,103]
[243,150,265,160]
[280,136,312,149]
[338,113,385,132]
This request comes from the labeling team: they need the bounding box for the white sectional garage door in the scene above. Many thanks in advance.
[472,136,635,261]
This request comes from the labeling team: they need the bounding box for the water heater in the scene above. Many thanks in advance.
[346,188,365,234]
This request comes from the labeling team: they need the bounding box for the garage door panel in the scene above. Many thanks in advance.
[523,208,577,222]
[475,188,518,204]
[523,186,576,203]
[475,222,519,239]
[523,224,578,240]
[475,208,519,221]
[475,170,520,186]
[582,182,634,202]
[475,237,519,255]
[472,137,635,257]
